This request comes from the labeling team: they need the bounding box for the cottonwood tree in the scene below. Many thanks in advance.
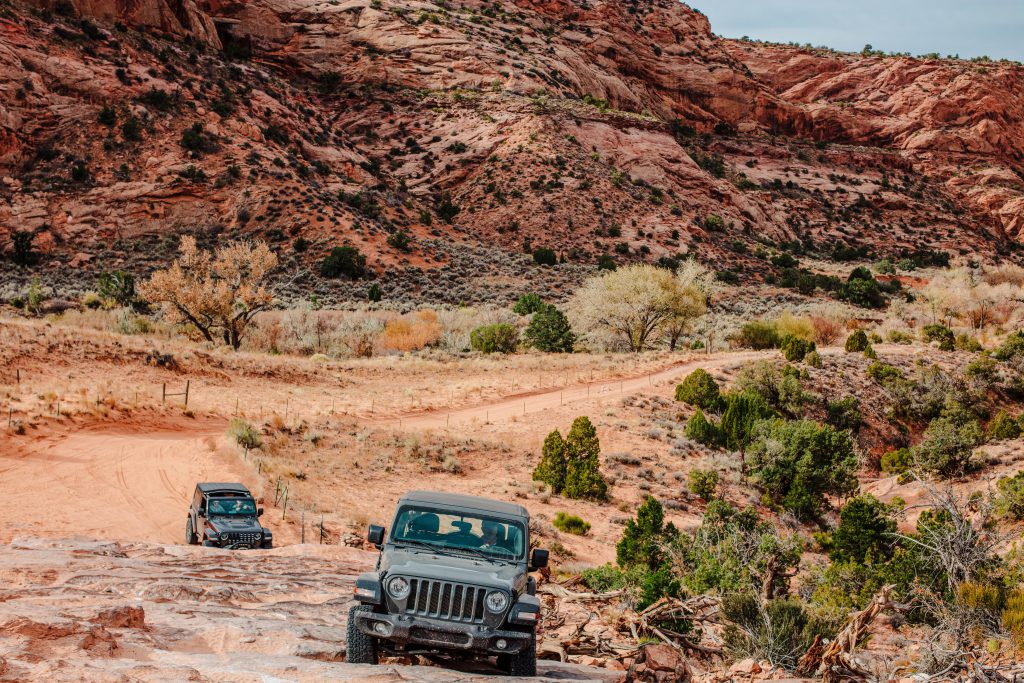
[570,264,708,352]
[139,236,279,349]
[664,259,714,351]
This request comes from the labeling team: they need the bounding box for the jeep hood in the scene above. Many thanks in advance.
[381,548,526,592]
[207,516,263,534]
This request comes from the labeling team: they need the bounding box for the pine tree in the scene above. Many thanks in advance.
[616,496,675,570]
[532,430,567,493]
[563,416,608,500]
[685,408,720,446]
[523,304,576,352]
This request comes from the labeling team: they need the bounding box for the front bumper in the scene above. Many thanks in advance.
[352,611,532,654]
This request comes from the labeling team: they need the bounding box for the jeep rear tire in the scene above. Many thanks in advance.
[185,518,198,545]
[503,633,537,677]
[346,604,378,665]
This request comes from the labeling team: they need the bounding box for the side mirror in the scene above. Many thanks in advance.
[257,507,264,517]
[530,548,549,570]
[367,525,386,548]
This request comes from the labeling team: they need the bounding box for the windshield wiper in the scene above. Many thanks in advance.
[450,546,515,563]
[394,539,442,553]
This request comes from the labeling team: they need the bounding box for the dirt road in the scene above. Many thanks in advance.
[0,417,242,544]
[389,350,771,430]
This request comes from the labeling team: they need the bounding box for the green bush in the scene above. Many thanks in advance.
[880,447,913,476]
[805,351,823,368]
[736,362,807,416]
[733,321,781,350]
[826,397,862,432]
[553,512,591,535]
[955,334,983,352]
[675,369,721,410]
[747,419,859,519]
[704,214,726,231]
[386,229,412,251]
[912,409,984,478]
[923,324,955,351]
[866,360,905,384]
[513,293,544,315]
[616,496,676,571]
[829,495,897,564]
[688,469,720,501]
[563,416,608,500]
[720,391,775,452]
[523,304,575,352]
[840,277,885,309]
[533,430,567,493]
[996,472,1024,520]
[97,270,136,307]
[994,331,1024,361]
[781,335,816,362]
[320,245,367,279]
[686,409,721,446]
[532,247,557,266]
[988,410,1021,440]
[469,323,519,354]
[845,330,869,352]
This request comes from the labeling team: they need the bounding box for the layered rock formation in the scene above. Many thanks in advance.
[0,0,1021,302]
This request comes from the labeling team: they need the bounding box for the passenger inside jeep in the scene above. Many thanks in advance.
[207,497,257,516]
[393,506,525,559]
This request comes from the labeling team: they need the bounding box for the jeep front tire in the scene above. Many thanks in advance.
[502,633,537,677]
[346,604,378,665]
[185,518,198,545]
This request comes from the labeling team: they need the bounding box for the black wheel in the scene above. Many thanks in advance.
[346,604,378,665]
[185,518,198,545]
[502,633,537,677]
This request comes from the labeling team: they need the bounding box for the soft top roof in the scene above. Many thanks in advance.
[197,482,252,495]
[398,490,528,518]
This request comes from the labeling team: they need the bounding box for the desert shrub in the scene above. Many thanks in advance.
[805,351,823,368]
[722,594,835,669]
[97,270,136,307]
[886,329,914,344]
[880,447,913,475]
[845,329,869,352]
[553,512,591,535]
[1001,591,1024,650]
[839,275,885,309]
[736,362,807,416]
[774,312,814,341]
[781,335,815,362]
[996,472,1024,520]
[368,283,382,302]
[866,360,905,385]
[512,293,544,315]
[675,369,721,410]
[469,323,519,353]
[564,416,608,500]
[688,468,720,501]
[704,214,726,231]
[955,334,983,352]
[994,331,1024,361]
[617,496,677,571]
[686,409,721,446]
[826,397,862,432]
[747,419,859,519]
[532,247,557,266]
[523,304,575,352]
[720,391,776,452]
[535,417,607,500]
[912,409,984,478]
[381,311,442,352]
[320,246,366,279]
[180,122,217,155]
[386,229,412,251]
[829,495,898,564]
[810,315,843,345]
[533,430,567,493]
[733,320,781,350]
[227,418,262,451]
[922,324,955,351]
[9,231,36,265]
[965,353,1000,393]
[988,410,1022,440]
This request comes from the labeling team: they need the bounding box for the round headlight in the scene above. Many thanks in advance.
[485,591,508,613]
[387,576,411,599]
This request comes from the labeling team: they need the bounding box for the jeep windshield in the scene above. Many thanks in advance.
[207,497,257,516]
[391,505,526,561]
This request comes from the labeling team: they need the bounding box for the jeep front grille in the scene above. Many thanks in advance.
[405,578,486,624]
[223,532,261,545]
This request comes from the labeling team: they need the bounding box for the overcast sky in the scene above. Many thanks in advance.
[693,0,1024,61]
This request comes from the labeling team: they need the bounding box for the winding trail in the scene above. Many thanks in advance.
[384,350,772,430]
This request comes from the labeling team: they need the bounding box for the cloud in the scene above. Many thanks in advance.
[692,0,1024,61]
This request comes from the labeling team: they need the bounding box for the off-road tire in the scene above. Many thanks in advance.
[185,518,198,545]
[503,633,537,677]
[346,604,379,665]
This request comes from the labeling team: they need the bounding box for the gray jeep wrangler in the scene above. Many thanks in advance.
[348,491,549,676]
[185,483,273,549]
